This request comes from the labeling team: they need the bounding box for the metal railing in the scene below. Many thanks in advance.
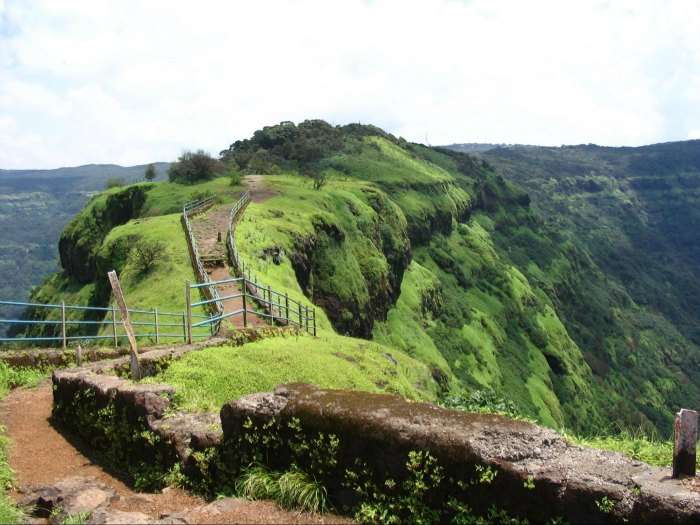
[182,195,225,334]
[0,299,210,348]
[185,277,316,341]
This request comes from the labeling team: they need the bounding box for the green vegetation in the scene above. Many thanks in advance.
[21,121,700,443]
[11,176,240,343]
[572,431,672,467]
[168,150,222,184]
[236,466,328,513]
[148,333,438,411]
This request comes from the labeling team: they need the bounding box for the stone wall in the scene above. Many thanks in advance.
[51,369,700,524]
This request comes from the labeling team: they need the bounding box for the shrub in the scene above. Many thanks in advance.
[168,150,222,184]
[105,177,126,189]
[131,239,167,274]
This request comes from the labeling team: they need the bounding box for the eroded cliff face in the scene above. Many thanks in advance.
[58,185,146,283]
[290,189,412,338]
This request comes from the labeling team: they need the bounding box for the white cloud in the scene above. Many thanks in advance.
[1,0,699,168]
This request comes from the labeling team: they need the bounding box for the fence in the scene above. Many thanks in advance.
[185,277,316,342]
[0,299,210,347]
[182,196,225,334]
[223,191,317,335]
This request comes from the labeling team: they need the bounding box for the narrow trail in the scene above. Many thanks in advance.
[0,382,202,518]
[0,382,350,524]
[191,204,264,331]
[190,176,278,332]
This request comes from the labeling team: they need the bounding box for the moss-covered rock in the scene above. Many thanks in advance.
[59,185,147,283]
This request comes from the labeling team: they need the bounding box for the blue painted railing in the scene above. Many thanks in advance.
[0,299,210,348]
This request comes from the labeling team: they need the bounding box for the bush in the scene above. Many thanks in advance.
[105,177,126,189]
[168,150,222,184]
[131,239,167,274]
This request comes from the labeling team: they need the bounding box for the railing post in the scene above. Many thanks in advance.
[269,286,275,325]
[673,408,698,478]
[242,291,248,328]
[305,305,310,333]
[111,305,118,347]
[285,293,289,322]
[298,303,302,328]
[181,312,187,342]
[61,301,67,350]
[312,308,316,336]
[185,281,193,344]
[154,308,160,344]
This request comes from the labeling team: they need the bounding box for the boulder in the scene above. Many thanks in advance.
[20,476,117,523]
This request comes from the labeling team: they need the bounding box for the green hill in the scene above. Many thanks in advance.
[0,162,169,335]
[16,122,700,437]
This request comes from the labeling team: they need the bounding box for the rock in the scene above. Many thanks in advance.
[151,412,222,474]
[20,476,117,522]
[220,392,288,437]
[220,383,700,524]
[88,508,154,524]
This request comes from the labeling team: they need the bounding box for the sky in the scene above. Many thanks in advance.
[1,0,700,169]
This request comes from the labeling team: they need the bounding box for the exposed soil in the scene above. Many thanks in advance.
[0,382,351,524]
[245,174,278,203]
[0,382,202,517]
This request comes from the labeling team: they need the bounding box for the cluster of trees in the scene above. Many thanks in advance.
[166,120,411,189]
[220,120,343,174]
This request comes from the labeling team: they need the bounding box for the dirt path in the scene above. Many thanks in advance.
[0,382,202,517]
[0,382,350,524]
[191,204,265,331]
[245,174,278,203]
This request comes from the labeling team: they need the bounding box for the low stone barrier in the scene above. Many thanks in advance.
[51,369,700,524]
[220,384,700,525]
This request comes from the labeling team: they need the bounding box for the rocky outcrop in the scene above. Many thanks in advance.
[220,383,700,525]
[290,191,411,338]
[59,185,147,283]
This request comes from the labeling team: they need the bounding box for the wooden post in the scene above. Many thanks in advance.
[111,305,118,347]
[185,281,193,345]
[61,301,67,350]
[76,344,83,367]
[673,408,698,478]
[312,308,316,336]
[154,308,160,344]
[269,286,275,324]
[305,305,310,333]
[242,291,248,328]
[285,293,289,322]
[107,270,140,380]
[181,312,187,342]
[298,303,302,328]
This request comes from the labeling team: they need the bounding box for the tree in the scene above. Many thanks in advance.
[131,239,167,274]
[168,150,222,184]
[144,164,156,181]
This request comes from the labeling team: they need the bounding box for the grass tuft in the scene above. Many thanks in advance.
[235,465,281,501]
[277,470,328,513]
[236,466,328,514]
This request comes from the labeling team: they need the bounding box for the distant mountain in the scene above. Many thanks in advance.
[0,162,169,335]
[443,143,515,154]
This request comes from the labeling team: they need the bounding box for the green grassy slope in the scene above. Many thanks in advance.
[12,177,241,342]
[149,333,438,411]
[21,122,699,439]
[224,122,700,434]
